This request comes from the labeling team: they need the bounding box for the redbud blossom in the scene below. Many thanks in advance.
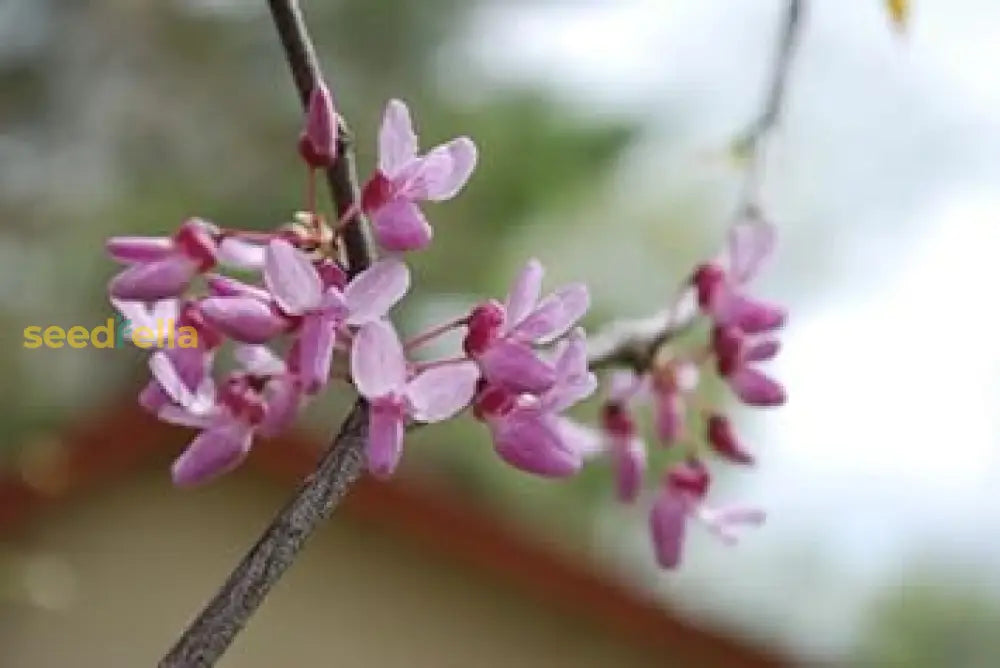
[351,320,480,478]
[361,99,477,251]
[466,259,589,394]
[108,218,218,301]
[650,461,764,568]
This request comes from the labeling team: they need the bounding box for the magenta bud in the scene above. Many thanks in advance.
[601,401,635,438]
[728,367,786,407]
[692,263,726,310]
[462,299,506,356]
[173,218,218,270]
[666,460,710,498]
[299,81,338,168]
[315,258,348,290]
[706,414,754,465]
[712,325,745,377]
[361,171,393,213]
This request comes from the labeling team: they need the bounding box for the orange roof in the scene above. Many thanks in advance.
[0,399,787,667]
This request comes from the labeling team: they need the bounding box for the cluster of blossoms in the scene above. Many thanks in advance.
[104,82,786,569]
[583,219,787,568]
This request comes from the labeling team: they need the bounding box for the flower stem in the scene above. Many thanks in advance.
[404,316,468,352]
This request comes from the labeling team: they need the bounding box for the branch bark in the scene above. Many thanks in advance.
[158,1,807,665]
[159,1,372,665]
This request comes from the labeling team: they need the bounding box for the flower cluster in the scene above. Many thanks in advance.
[104,84,786,570]
[584,218,787,568]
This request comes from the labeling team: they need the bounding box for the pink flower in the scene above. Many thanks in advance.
[351,320,480,478]
[649,461,764,569]
[149,353,260,487]
[361,99,477,251]
[478,329,597,477]
[233,345,303,438]
[649,361,699,445]
[200,239,409,393]
[465,259,590,394]
[298,81,338,168]
[111,298,223,415]
[712,325,786,407]
[107,218,218,301]
[693,218,785,334]
[600,371,648,502]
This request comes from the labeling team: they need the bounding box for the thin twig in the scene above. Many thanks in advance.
[588,0,805,371]
[159,1,372,665]
[736,0,804,215]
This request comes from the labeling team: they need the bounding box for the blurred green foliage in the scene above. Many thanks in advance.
[854,564,1000,667]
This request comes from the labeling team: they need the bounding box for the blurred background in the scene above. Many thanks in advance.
[2,0,1000,665]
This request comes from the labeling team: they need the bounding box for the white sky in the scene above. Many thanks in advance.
[466,0,1000,657]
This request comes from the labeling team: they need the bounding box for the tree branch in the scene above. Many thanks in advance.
[158,1,807,665]
[159,1,372,664]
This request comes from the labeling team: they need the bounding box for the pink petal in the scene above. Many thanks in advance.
[698,505,765,546]
[139,379,172,414]
[157,404,217,430]
[148,351,215,413]
[217,238,266,271]
[296,313,338,395]
[745,337,781,362]
[378,99,419,177]
[233,344,286,377]
[553,417,605,459]
[344,258,410,325]
[258,376,302,438]
[650,490,688,569]
[728,367,786,407]
[711,289,786,334]
[106,236,174,264]
[613,435,647,503]
[171,419,254,487]
[139,342,213,413]
[108,255,199,301]
[478,339,556,394]
[205,274,272,300]
[301,81,338,166]
[544,328,596,411]
[504,259,544,329]
[369,199,432,252]
[491,411,581,478]
[351,320,407,399]
[366,403,405,479]
[400,137,478,202]
[199,296,289,344]
[264,239,322,316]
[511,283,590,344]
[406,361,480,423]
[653,390,685,444]
[727,219,776,285]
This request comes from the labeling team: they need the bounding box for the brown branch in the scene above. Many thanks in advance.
[159,1,373,665]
